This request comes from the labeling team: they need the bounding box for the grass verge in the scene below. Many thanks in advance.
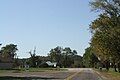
[0,68,68,73]
[95,68,120,80]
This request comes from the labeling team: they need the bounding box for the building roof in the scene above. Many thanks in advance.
[46,61,57,66]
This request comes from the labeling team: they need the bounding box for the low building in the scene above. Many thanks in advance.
[39,61,57,68]
[46,61,57,67]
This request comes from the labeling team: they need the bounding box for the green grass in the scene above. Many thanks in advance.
[0,70,17,74]
[27,68,68,72]
[107,68,120,77]
[0,68,68,73]
[95,68,120,80]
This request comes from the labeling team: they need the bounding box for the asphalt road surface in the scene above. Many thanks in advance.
[0,68,106,80]
[68,68,104,80]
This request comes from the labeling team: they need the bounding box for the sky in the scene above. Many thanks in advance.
[0,0,98,58]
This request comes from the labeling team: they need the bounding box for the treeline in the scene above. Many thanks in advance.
[0,44,83,68]
[26,46,83,68]
[84,0,120,72]
[0,44,98,68]
[48,46,83,68]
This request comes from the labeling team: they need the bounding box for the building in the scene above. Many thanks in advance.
[46,61,57,67]
[39,61,57,68]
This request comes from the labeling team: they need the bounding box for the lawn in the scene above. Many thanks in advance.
[24,68,68,72]
[95,68,120,80]
[0,68,70,79]
[0,68,68,73]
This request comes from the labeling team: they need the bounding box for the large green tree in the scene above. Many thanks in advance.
[48,46,62,66]
[62,47,78,67]
[90,0,120,71]
[0,44,18,62]
[48,46,80,68]
[28,47,40,67]
[83,47,99,68]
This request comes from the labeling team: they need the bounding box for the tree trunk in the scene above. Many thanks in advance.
[105,60,110,71]
[114,63,117,72]
[118,62,120,73]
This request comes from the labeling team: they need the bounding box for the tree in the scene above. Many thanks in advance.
[90,0,120,71]
[83,47,99,68]
[48,46,62,66]
[72,50,77,55]
[0,44,18,62]
[48,46,79,68]
[62,47,78,67]
[72,55,83,68]
[28,51,36,67]
[90,0,120,17]
[28,47,40,67]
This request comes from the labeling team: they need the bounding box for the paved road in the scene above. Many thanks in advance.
[0,68,106,80]
[67,68,104,80]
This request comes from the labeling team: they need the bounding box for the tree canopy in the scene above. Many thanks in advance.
[48,46,82,68]
[0,44,18,61]
[90,0,120,71]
